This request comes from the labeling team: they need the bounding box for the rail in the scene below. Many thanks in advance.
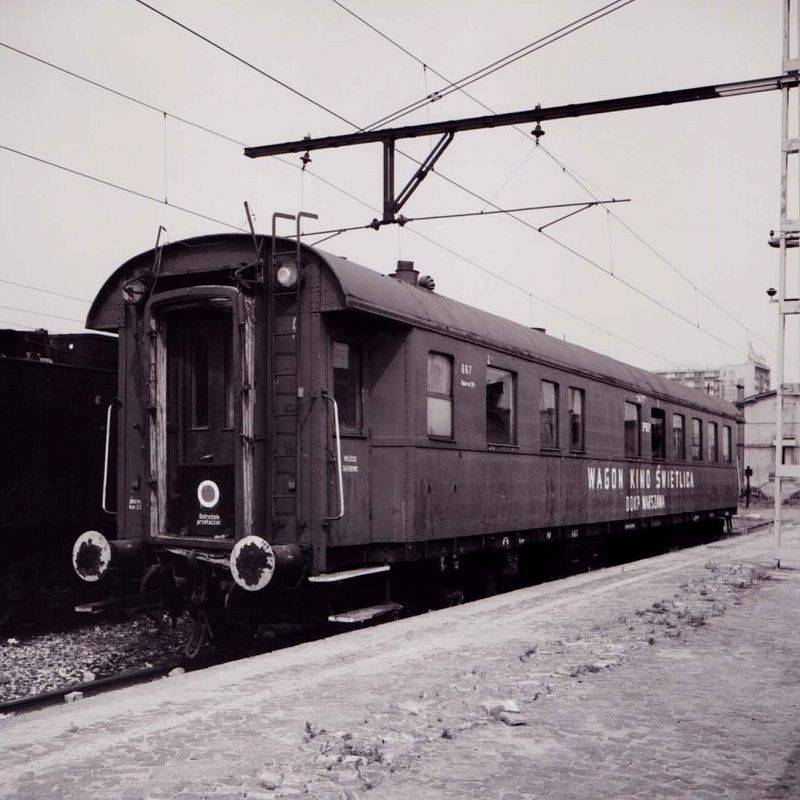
[102,401,115,515]
[322,391,345,521]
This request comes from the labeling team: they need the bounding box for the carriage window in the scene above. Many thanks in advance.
[651,408,666,460]
[333,341,361,433]
[427,353,453,438]
[723,425,732,463]
[486,367,515,445]
[624,402,640,457]
[568,387,583,451]
[541,381,559,448]
[692,418,703,461]
[191,337,209,427]
[673,413,686,460]
[708,422,718,462]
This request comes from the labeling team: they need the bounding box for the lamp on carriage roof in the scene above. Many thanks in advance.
[275,259,299,289]
[121,274,153,305]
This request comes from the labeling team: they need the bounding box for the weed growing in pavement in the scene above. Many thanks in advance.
[569,663,602,678]
[304,721,326,741]
[518,646,537,661]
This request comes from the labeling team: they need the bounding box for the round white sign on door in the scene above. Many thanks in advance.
[197,479,220,508]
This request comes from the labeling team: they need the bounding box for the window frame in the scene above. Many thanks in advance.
[539,379,560,450]
[651,407,666,461]
[624,401,641,458]
[567,386,584,453]
[332,339,363,436]
[692,417,704,461]
[673,413,686,461]
[708,421,718,462]
[485,365,517,447]
[723,425,732,463]
[426,352,454,440]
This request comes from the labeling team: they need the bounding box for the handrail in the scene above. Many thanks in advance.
[102,401,116,515]
[322,391,345,521]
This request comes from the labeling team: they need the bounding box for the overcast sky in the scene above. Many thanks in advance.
[0,0,792,379]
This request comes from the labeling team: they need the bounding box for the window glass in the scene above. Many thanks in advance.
[568,387,583,451]
[427,353,453,437]
[540,380,559,448]
[709,422,718,462]
[723,425,732,463]
[191,337,209,427]
[333,341,361,433]
[673,414,685,460]
[692,418,703,461]
[651,408,666,460]
[624,402,640,457]
[486,367,515,445]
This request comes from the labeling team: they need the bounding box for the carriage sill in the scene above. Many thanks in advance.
[308,565,391,583]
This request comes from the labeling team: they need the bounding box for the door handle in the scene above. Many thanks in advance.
[321,391,344,521]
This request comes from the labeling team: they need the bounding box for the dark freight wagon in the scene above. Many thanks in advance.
[1,328,117,624]
[71,231,739,641]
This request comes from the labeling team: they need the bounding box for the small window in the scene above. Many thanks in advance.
[651,408,666,460]
[191,337,209,427]
[486,366,515,445]
[333,341,361,433]
[624,401,640,457]
[427,353,453,438]
[692,418,703,461]
[540,380,559,448]
[673,414,686,460]
[723,425,732,463]
[708,422,718,462]
[568,387,584,451]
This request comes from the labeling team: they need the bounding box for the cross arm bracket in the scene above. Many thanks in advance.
[378,132,454,226]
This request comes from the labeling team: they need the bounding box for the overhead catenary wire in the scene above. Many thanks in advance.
[132,0,355,128]
[1,39,678,366]
[537,143,783,362]
[0,144,246,232]
[360,0,637,131]
[0,277,90,303]
[291,198,630,239]
[131,2,748,363]
[333,0,775,365]
[0,303,84,324]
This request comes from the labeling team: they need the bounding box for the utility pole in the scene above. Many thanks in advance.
[772,0,800,567]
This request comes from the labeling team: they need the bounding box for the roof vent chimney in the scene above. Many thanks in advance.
[391,259,419,286]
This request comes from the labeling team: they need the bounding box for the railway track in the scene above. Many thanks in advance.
[0,661,189,715]
[3,518,764,718]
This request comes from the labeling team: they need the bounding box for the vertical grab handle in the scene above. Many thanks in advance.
[322,391,345,521]
[102,401,116,516]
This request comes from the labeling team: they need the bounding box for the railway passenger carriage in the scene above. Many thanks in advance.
[72,230,739,637]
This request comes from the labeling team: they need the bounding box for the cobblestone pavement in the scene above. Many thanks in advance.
[1,520,799,800]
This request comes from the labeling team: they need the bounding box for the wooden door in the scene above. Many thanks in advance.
[166,310,235,538]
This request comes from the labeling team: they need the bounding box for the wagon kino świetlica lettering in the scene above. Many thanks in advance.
[71,231,740,651]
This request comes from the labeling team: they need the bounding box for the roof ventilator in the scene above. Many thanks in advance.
[390,259,419,286]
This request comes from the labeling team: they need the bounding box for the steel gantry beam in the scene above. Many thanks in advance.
[246,74,799,223]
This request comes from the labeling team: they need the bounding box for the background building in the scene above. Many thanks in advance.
[657,351,770,403]
[738,385,800,500]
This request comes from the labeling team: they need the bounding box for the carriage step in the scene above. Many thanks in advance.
[328,602,402,625]
[308,565,391,583]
